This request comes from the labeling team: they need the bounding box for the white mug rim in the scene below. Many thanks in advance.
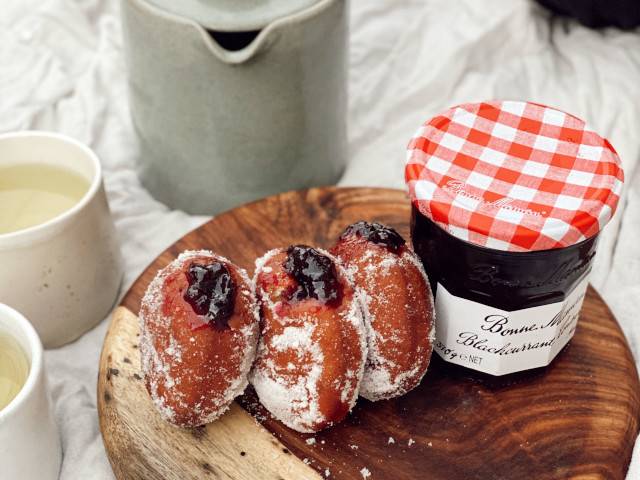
[0,130,102,244]
[0,303,43,422]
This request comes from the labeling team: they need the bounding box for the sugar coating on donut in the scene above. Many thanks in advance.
[250,248,367,433]
[342,244,435,402]
[140,250,259,426]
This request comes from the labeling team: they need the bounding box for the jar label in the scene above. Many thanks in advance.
[434,274,589,375]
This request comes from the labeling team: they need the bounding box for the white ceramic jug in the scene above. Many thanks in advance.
[121,0,348,214]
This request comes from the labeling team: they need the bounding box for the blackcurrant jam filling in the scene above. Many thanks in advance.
[184,261,235,330]
[341,220,406,254]
[410,205,598,311]
[283,245,343,307]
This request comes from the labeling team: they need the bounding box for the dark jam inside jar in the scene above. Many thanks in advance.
[410,205,598,312]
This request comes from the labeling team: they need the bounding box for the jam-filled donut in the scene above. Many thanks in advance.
[250,245,367,433]
[140,250,259,427]
[331,221,435,401]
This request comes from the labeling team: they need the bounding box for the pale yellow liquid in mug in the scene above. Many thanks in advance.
[0,164,90,234]
[0,332,30,411]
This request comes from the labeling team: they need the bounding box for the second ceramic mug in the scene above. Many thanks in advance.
[0,132,122,348]
[0,303,61,480]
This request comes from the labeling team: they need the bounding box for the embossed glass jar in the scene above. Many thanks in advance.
[405,101,624,375]
[411,207,598,312]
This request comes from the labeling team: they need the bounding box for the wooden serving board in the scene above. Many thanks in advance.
[98,187,640,480]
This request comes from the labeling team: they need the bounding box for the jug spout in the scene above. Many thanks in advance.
[208,30,261,52]
[136,0,338,64]
[196,0,337,65]
[200,28,271,65]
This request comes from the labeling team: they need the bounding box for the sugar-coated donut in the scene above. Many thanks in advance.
[140,250,259,427]
[331,221,435,401]
[250,245,367,433]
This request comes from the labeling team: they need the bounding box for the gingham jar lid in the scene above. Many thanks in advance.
[405,101,624,252]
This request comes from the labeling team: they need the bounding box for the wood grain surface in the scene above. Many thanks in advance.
[98,187,640,480]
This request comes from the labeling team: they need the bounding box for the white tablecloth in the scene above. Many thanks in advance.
[2,0,640,478]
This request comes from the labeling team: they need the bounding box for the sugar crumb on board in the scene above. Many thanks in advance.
[387,437,395,444]
[360,467,371,478]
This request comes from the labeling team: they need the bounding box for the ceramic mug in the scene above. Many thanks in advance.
[0,132,122,348]
[0,303,62,480]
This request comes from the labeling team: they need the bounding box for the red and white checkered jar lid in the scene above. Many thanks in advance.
[405,101,624,252]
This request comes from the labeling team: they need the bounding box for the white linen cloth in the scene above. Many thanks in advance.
[2,0,640,478]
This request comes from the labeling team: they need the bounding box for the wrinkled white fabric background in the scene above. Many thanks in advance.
[2,0,640,478]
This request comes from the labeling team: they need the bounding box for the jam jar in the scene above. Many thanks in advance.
[405,101,624,375]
